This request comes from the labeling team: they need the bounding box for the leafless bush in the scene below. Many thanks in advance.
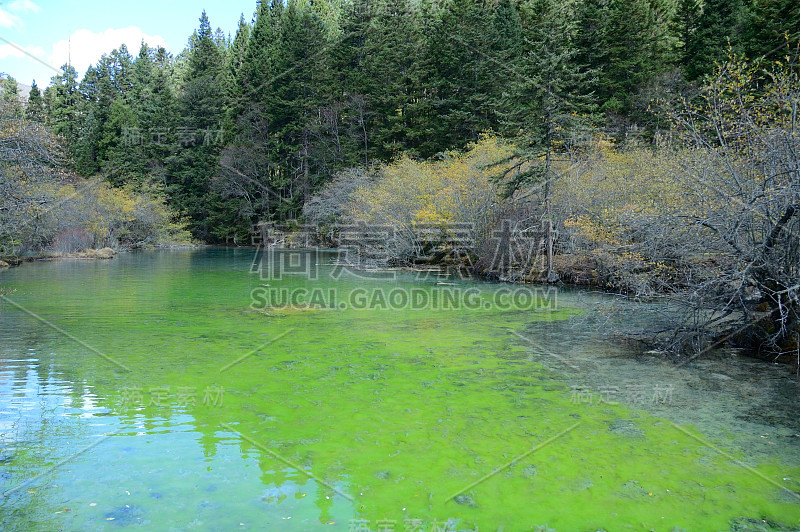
[302,167,376,244]
[555,47,800,357]
[51,227,93,254]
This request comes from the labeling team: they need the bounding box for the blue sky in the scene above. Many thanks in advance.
[0,0,257,88]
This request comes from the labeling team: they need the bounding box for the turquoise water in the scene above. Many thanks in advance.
[0,248,798,531]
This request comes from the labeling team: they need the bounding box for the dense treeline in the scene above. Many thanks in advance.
[25,0,800,243]
[0,92,191,258]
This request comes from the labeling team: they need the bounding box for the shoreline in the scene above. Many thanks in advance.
[2,244,792,365]
[0,244,201,268]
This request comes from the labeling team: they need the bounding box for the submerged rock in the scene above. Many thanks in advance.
[619,480,649,498]
[104,504,143,526]
[608,418,645,438]
[56,248,118,260]
[730,517,798,531]
[453,493,477,507]
[522,464,537,478]
[569,477,594,491]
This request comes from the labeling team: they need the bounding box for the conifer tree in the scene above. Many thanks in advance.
[167,10,226,240]
[47,65,79,141]
[674,0,702,74]
[746,0,800,59]
[602,0,674,115]
[363,0,423,158]
[26,81,44,121]
[136,48,177,182]
[685,0,750,80]
[499,0,596,281]
[222,14,251,139]
[329,0,376,164]
[423,0,493,154]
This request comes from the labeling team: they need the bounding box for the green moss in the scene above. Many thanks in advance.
[1,249,798,531]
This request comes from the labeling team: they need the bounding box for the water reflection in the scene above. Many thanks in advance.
[0,359,355,530]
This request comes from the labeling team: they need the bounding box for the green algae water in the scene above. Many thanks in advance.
[1,248,798,531]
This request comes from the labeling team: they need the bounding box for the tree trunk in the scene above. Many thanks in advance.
[543,123,557,283]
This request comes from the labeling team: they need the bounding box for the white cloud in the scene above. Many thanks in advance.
[0,7,22,27]
[7,0,41,14]
[0,42,45,60]
[48,27,168,75]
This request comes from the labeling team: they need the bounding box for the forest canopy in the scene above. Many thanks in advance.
[11,0,797,242]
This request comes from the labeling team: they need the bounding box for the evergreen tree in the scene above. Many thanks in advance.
[239,0,282,108]
[222,14,251,139]
[329,0,377,164]
[574,0,608,106]
[136,48,177,183]
[422,0,494,154]
[220,0,331,228]
[601,0,674,116]
[489,0,524,138]
[491,0,522,55]
[167,10,226,240]
[746,0,800,59]
[47,65,80,143]
[362,0,425,158]
[674,0,702,74]
[102,97,141,185]
[268,0,330,217]
[74,51,127,175]
[26,80,44,121]
[132,42,155,103]
[215,0,285,242]
[499,0,596,280]
[107,45,135,100]
[74,64,108,174]
[684,0,751,80]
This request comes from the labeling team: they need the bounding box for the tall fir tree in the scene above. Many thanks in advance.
[136,47,178,184]
[102,97,141,185]
[47,65,80,141]
[74,52,123,174]
[330,0,377,164]
[215,0,285,241]
[489,0,524,138]
[601,0,675,116]
[422,0,494,154]
[167,11,227,240]
[363,0,425,158]
[674,0,702,74]
[746,0,800,59]
[574,0,608,106]
[222,14,251,140]
[269,0,331,217]
[684,0,751,80]
[26,81,45,121]
[499,0,596,280]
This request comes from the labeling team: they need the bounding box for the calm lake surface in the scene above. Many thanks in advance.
[1,248,799,531]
